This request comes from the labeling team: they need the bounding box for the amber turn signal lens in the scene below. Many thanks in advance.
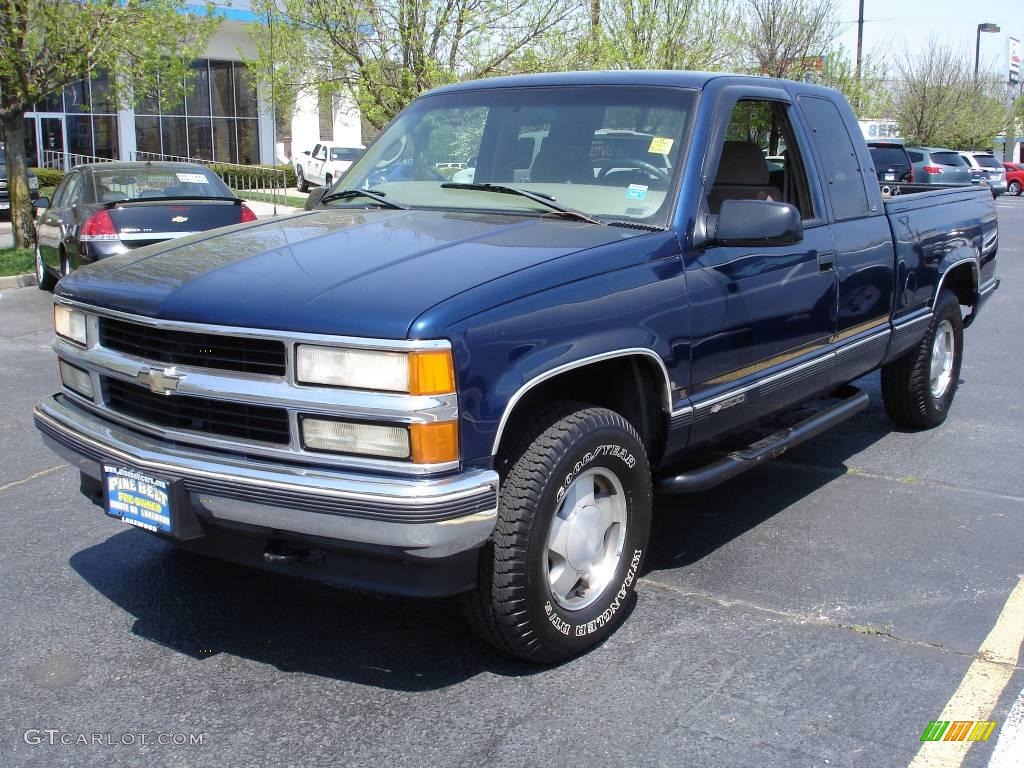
[410,421,459,464]
[408,350,456,395]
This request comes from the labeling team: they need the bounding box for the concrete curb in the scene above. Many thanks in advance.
[0,273,35,290]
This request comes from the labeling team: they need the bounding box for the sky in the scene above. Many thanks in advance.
[835,0,1024,75]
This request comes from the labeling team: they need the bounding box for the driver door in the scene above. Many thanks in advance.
[684,94,838,443]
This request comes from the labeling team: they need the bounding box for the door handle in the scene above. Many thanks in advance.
[817,251,836,271]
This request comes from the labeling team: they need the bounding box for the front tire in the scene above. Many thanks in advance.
[296,167,308,193]
[465,402,652,663]
[1009,180,1021,196]
[881,289,963,428]
[35,245,55,291]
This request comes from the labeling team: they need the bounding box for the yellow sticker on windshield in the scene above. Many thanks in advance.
[648,137,674,155]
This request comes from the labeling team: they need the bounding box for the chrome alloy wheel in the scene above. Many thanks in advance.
[546,467,628,611]
[35,246,44,283]
[930,319,955,398]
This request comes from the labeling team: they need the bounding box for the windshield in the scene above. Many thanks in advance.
[90,166,232,202]
[330,148,362,161]
[335,86,696,226]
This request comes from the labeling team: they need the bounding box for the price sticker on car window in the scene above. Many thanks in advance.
[626,184,648,200]
[648,137,674,154]
[175,173,210,184]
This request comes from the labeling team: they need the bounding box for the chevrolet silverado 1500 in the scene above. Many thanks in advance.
[35,72,999,663]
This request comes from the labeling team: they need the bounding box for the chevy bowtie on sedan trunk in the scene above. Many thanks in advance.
[33,161,257,290]
[34,72,999,663]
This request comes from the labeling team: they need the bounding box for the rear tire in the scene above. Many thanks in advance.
[464,402,652,663]
[59,248,71,279]
[296,167,308,193]
[881,290,963,429]
[35,245,55,291]
[1009,180,1021,196]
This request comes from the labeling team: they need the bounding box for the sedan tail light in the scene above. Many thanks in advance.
[80,210,119,241]
[922,165,943,175]
[240,204,257,223]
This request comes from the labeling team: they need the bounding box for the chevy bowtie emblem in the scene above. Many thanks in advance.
[137,366,184,395]
[171,215,188,223]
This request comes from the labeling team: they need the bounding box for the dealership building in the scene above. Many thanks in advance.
[21,0,361,168]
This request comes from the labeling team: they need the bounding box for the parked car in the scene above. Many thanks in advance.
[0,143,41,218]
[36,72,999,663]
[1001,161,1024,195]
[867,141,913,182]
[33,161,256,290]
[294,143,364,192]
[907,147,972,186]
[959,151,1006,196]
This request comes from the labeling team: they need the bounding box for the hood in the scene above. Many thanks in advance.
[56,208,635,338]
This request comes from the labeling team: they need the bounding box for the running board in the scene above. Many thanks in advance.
[656,386,869,494]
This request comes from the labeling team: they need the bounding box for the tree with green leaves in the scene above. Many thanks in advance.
[247,0,577,134]
[891,38,1012,149]
[739,0,840,79]
[0,0,217,248]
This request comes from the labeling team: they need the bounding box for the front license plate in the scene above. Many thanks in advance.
[104,465,172,533]
[884,172,895,181]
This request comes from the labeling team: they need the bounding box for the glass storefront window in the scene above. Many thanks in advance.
[93,115,118,159]
[67,115,93,157]
[132,59,260,164]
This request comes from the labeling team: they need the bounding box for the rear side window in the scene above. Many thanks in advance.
[798,96,871,220]
[907,150,924,162]
[931,152,965,166]
[869,146,909,166]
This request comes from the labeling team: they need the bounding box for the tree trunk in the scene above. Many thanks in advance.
[1,112,37,249]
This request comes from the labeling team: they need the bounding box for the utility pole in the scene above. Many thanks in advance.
[856,0,864,83]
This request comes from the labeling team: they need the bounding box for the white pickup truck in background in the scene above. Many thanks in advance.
[294,143,364,192]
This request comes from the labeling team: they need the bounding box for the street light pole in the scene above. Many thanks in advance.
[976,22,1001,81]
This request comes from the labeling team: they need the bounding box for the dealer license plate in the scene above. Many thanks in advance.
[104,465,172,533]
[884,172,895,181]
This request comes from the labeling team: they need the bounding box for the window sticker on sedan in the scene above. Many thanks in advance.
[648,137,674,154]
[626,184,648,200]
[175,173,210,184]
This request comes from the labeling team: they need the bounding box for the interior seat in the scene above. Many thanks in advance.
[708,140,781,213]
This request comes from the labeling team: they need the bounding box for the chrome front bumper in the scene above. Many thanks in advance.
[34,394,498,559]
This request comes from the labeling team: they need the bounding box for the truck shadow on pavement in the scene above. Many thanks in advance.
[67,374,915,690]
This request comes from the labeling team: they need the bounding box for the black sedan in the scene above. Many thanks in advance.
[34,161,257,290]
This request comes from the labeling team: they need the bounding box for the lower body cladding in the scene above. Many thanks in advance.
[34,394,499,597]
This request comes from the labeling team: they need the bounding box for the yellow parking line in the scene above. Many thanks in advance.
[908,576,1024,767]
[0,464,66,493]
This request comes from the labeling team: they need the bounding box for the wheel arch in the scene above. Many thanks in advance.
[934,257,980,309]
[490,348,673,461]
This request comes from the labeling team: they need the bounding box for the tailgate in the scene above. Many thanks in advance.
[108,200,244,248]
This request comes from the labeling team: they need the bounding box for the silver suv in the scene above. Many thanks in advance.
[959,151,1006,196]
[906,147,971,185]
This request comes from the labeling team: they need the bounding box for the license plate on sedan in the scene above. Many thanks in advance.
[0,202,9,210]
[884,172,895,181]
[104,465,172,533]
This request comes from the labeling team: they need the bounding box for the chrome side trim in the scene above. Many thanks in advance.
[833,328,890,357]
[490,348,674,455]
[691,351,833,419]
[892,309,932,331]
[55,297,451,351]
[119,231,199,241]
[933,258,980,309]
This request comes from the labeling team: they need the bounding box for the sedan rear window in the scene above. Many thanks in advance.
[931,152,965,166]
[91,167,232,202]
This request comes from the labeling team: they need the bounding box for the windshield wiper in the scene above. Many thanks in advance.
[440,182,602,224]
[320,188,408,210]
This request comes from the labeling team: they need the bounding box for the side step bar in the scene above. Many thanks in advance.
[656,386,869,494]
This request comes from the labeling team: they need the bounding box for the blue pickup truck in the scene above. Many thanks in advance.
[35,72,999,662]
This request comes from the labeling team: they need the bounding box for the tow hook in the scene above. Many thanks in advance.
[264,541,325,565]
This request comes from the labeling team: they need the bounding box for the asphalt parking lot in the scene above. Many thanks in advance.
[1,198,1022,768]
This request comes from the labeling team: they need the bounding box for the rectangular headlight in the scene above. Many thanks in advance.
[54,305,87,346]
[301,417,410,459]
[295,345,455,395]
[58,359,93,399]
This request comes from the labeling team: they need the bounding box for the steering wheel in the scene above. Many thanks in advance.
[597,158,669,183]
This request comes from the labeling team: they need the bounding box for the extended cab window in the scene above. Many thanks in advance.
[797,96,870,220]
[336,86,696,227]
[708,99,815,219]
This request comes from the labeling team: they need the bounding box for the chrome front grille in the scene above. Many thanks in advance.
[99,317,287,376]
[105,377,291,445]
